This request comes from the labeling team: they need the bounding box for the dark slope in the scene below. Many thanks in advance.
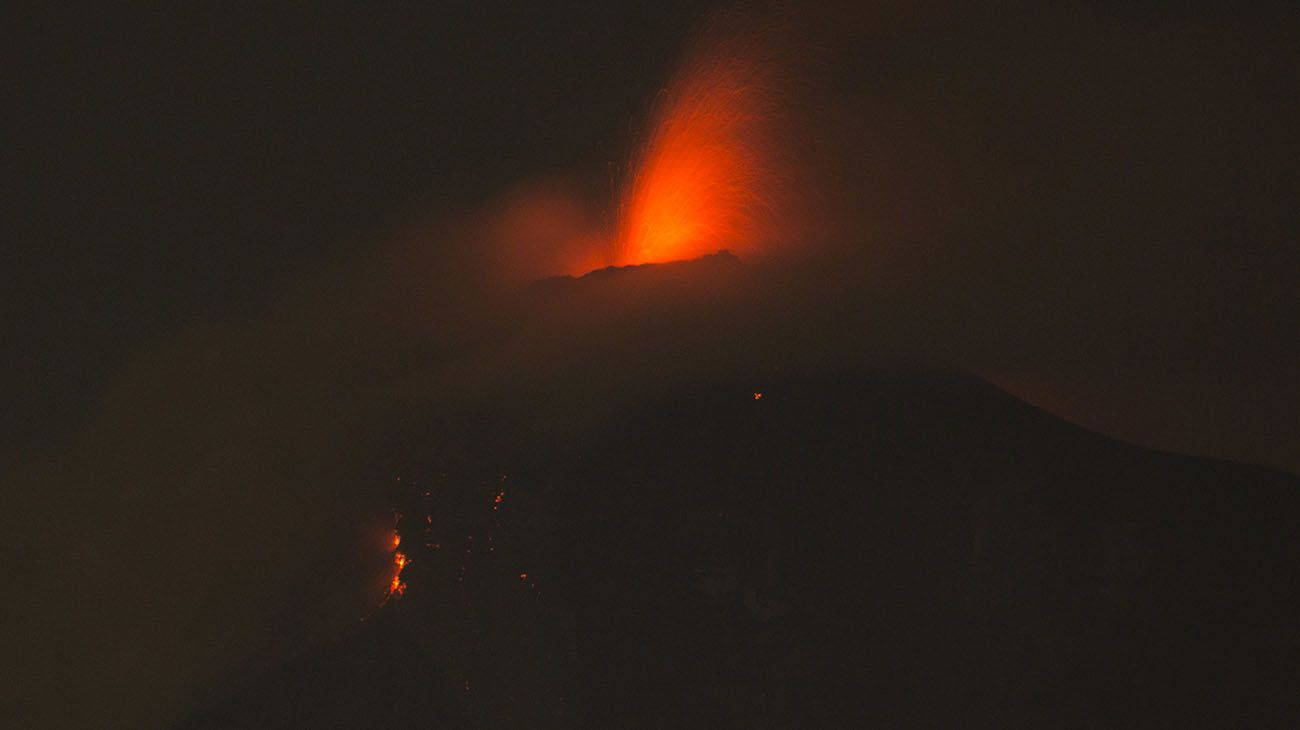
[175,612,467,730]
[178,373,1300,728]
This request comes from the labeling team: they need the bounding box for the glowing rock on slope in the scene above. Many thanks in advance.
[388,531,407,598]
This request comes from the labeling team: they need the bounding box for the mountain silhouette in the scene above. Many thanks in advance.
[178,373,1300,728]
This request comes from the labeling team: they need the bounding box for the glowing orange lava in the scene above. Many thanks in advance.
[388,531,407,598]
[613,34,782,267]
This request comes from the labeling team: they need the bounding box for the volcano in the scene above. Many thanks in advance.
[176,371,1300,729]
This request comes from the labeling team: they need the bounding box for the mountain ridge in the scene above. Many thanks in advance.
[178,372,1300,728]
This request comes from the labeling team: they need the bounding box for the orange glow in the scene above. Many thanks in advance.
[483,24,795,278]
[385,528,407,600]
[487,181,610,279]
[753,391,763,400]
[389,551,408,597]
[613,33,782,267]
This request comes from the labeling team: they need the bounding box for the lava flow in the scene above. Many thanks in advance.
[387,530,407,599]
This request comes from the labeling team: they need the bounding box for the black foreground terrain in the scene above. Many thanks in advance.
[179,374,1300,728]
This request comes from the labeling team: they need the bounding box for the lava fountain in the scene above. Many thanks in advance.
[611,26,788,268]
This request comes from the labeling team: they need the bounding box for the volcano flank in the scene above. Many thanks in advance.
[177,372,1300,729]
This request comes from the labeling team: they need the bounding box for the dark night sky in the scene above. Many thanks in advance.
[6,2,714,450]
[3,2,1298,728]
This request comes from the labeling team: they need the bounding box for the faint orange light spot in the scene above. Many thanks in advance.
[753,392,763,400]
